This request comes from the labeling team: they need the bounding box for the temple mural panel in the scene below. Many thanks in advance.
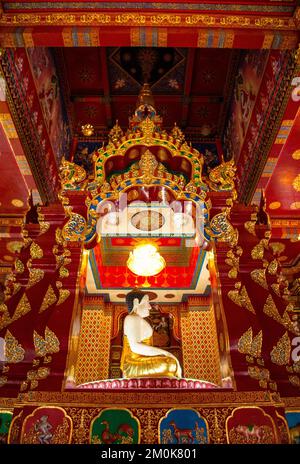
[90,409,139,444]
[159,409,208,444]
[20,406,72,444]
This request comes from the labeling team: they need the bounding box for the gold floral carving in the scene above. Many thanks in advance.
[132,408,162,444]
[60,157,87,189]
[250,268,268,290]
[30,241,43,259]
[12,293,31,321]
[139,149,158,184]
[268,259,278,275]
[14,259,24,274]
[270,332,291,366]
[39,285,57,313]
[0,376,8,387]
[62,213,87,242]
[208,159,236,195]
[59,267,69,279]
[4,330,25,363]
[263,295,282,323]
[27,268,44,289]
[55,228,64,246]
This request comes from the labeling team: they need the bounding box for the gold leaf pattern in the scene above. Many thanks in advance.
[228,289,242,307]
[56,288,71,306]
[240,286,256,314]
[270,332,291,366]
[12,293,32,321]
[30,241,43,259]
[238,328,253,354]
[15,258,25,274]
[263,295,282,323]
[33,330,47,357]
[251,242,264,260]
[244,220,256,236]
[250,268,268,290]
[4,330,25,363]
[268,259,278,275]
[59,267,69,278]
[39,285,57,313]
[250,330,263,358]
[45,326,60,354]
[271,283,281,297]
[27,268,44,289]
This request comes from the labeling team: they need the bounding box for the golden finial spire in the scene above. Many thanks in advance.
[136,83,155,108]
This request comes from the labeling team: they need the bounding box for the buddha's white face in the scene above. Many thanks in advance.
[133,295,151,318]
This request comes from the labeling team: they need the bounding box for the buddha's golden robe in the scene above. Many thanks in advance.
[120,336,180,378]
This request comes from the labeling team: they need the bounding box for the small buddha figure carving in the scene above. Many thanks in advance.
[120,289,182,379]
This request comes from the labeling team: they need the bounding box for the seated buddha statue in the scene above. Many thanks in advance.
[120,289,182,379]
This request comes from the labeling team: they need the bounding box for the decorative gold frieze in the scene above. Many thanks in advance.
[268,259,278,275]
[4,330,25,363]
[30,241,43,259]
[250,268,268,290]
[248,365,270,383]
[39,285,57,313]
[270,332,291,366]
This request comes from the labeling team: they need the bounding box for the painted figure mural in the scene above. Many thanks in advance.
[91,409,139,444]
[160,409,208,444]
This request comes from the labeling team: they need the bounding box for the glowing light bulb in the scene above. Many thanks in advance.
[127,243,166,276]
